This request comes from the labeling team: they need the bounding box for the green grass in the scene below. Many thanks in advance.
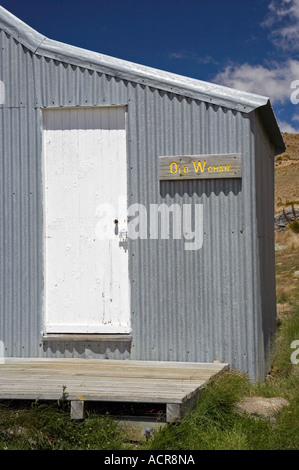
[0,402,131,450]
[276,288,289,304]
[144,370,299,451]
[287,220,299,234]
[270,303,299,377]
[277,200,299,207]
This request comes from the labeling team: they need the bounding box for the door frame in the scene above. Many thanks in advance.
[41,106,131,335]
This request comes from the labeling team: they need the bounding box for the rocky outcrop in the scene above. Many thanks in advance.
[274,207,299,231]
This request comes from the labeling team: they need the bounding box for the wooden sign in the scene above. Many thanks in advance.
[159,154,242,181]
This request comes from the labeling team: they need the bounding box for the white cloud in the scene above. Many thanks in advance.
[213,59,299,104]
[262,0,299,50]
[211,1,299,133]
[169,51,218,65]
[278,120,299,133]
[169,52,185,59]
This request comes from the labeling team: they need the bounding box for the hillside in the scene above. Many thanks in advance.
[275,133,299,213]
[274,133,299,319]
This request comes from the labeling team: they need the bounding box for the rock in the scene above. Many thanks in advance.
[274,208,299,231]
[294,271,299,277]
[275,244,286,251]
[235,396,290,422]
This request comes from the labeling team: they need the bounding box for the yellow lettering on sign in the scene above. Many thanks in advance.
[170,161,177,174]
[193,160,206,173]
[168,160,233,177]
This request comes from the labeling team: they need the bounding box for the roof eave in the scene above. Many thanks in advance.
[0,6,46,52]
[0,5,286,152]
[36,37,270,113]
[0,6,269,111]
[257,101,286,155]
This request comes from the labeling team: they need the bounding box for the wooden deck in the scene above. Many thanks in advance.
[0,359,229,423]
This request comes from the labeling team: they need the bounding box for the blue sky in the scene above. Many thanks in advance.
[1,0,299,133]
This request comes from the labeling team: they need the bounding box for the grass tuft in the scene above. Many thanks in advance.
[0,402,130,450]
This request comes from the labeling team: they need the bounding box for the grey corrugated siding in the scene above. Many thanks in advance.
[0,31,128,359]
[0,30,276,380]
[0,105,42,357]
[127,84,262,379]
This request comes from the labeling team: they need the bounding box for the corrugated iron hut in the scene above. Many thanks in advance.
[0,6,285,381]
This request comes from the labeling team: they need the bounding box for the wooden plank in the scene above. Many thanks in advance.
[0,367,227,383]
[159,154,242,180]
[166,389,202,423]
[2,358,228,374]
[0,379,203,392]
[2,358,226,366]
[0,365,225,378]
[0,359,226,371]
[166,403,181,422]
[1,387,205,398]
[0,359,229,420]
[71,400,86,420]
[42,334,132,342]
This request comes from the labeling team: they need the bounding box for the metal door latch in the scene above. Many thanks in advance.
[119,229,128,243]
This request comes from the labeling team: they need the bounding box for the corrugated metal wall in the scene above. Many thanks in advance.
[0,30,274,380]
[127,84,263,379]
[254,111,277,378]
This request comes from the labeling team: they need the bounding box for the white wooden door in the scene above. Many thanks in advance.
[43,107,130,334]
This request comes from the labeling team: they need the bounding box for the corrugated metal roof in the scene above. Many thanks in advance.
[0,5,285,153]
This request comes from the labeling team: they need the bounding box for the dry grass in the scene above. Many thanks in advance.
[275,133,299,212]
[279,133,299,161]
[275,229,299,251]
[275,229,299,322]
